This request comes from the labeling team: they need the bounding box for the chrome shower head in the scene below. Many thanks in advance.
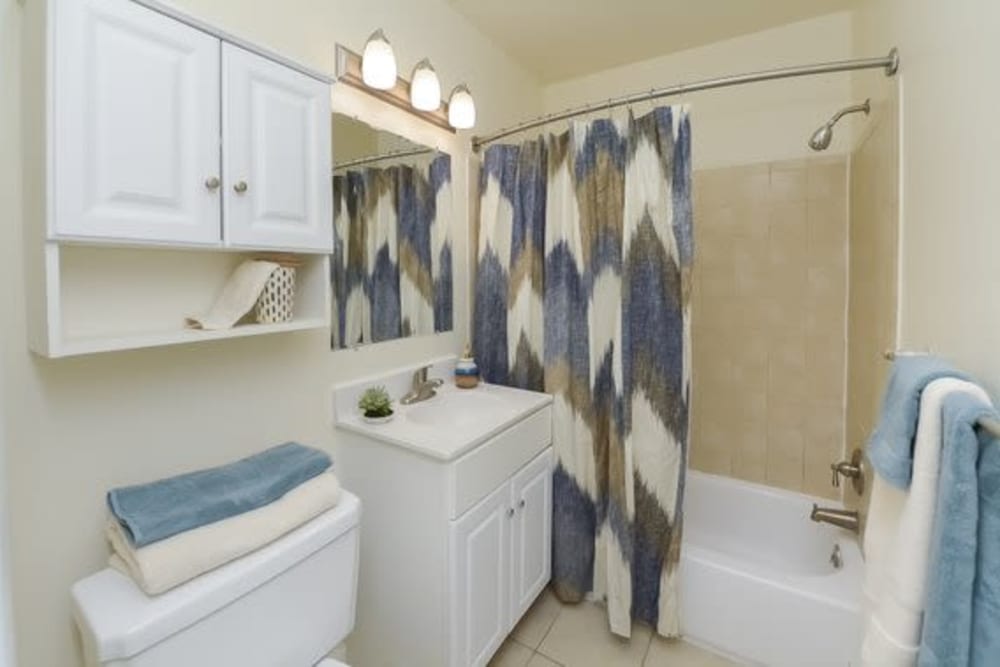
[808,99,871,151]
[808,124,835,151]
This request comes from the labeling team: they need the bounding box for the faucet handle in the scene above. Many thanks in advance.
[829,449,866,495]
[412,366,429,386]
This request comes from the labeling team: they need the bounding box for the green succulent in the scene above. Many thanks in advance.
[358,385,393,418]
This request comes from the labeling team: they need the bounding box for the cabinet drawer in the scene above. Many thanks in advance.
[448,406,552,519]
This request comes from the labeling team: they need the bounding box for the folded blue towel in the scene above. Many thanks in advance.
[918,392,1000,667]
[867,356,967,489]
[107,442,331,547]
[971,429,1000,667]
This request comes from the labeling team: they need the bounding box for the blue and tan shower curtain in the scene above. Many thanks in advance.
[331,155,453,348]
[474,107,692,638]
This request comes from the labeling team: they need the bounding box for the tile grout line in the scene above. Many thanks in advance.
[531,597,562,665]
[640,629,653,667]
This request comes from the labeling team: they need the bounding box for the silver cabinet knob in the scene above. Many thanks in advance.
[518,499,526,509]
[506,508,515,518]
[204,176,220,191]
[233,181,248,194]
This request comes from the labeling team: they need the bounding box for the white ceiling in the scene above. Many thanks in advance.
[448,0,862,82]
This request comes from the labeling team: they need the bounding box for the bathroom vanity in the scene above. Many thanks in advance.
[334,360,553,667]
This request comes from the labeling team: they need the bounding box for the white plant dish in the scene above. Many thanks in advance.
[361,412,395,425]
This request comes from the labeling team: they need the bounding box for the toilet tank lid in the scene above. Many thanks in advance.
[72,491,360,662]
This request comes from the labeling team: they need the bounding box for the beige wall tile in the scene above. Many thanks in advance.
[770,164,807,204]
[807,159,847,201]
[766,426,805,491]
[690,157,849,497]
[732,425,768,485]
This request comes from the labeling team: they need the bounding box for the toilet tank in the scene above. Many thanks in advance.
[72,492,360,667]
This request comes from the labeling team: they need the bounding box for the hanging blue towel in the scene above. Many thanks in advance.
[867,356,967,488]
[918,392,1000,667]
[107,442,331,547]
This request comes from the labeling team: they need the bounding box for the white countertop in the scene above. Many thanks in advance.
[335,381,552,462]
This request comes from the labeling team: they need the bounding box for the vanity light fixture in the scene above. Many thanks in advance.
[447,85,476,129]
[335,43,455,133]
[410,59,441,112]
[361,29,396,90]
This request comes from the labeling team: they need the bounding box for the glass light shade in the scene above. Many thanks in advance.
[361,29,396,90]
[448,85,476,129]
[410,59,441,111]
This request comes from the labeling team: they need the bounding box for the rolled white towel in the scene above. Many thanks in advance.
[107,472,341,595]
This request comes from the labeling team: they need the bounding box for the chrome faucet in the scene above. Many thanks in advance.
[810,504,860,533]
[399,365,443,405]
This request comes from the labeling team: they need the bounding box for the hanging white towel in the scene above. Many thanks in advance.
[107,472,341,595]
[861,378,992,666]
[186,259,279,330]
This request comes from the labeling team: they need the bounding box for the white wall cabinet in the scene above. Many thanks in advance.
[222,44,333,252]
[24,0,335,356]
[49,0,332,253]
[336,391,554,667]
[451,449,553,667]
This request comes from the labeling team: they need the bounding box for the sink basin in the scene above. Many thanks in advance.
[335,379,553,461]
[404,390,510,428]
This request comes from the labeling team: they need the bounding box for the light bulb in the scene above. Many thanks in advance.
[410,59,441,112]
[448,84,476,129]
[361,29,396,90]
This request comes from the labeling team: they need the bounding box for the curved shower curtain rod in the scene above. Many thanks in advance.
[333,146,437,172]
[471,48,899,152]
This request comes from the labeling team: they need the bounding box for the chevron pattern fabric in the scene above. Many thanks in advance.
[474,107,693,638]
[331,155,453,348]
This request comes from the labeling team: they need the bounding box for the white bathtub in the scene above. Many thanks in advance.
[679,471,863,666]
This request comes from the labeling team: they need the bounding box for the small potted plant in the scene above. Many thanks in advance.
[358,385,394,424]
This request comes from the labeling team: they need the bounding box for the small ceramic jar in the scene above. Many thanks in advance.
[455,345,479,389]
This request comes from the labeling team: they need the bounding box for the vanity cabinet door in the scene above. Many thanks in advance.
[509,449,553,622]
[52,0,222,245]
[221,44,333,253]
[450,483,511,667]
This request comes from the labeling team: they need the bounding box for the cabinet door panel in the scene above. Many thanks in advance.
[450,483,510,667]
[222,44,332,252]
[510,448,553,622]
[53,0,221,245]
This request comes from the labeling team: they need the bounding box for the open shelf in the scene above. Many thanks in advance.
[30,244,331,358]
[53,317,329,357]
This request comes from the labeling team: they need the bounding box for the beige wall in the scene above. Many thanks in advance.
[542,12,858,170]
[0,1,17,661]
[853,0,1000,399]
[3,1,541,665]
[331,114,380,163]
[845,95,899,513]
[691,158,848,499]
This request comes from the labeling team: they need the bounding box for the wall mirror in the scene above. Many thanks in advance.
[330,113,453,349]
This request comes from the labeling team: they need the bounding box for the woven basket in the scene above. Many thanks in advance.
[254,266,296,324]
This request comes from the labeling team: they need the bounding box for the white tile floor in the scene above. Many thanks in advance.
[490,588,739,667]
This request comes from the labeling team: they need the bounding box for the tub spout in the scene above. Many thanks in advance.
[810,504,860,533]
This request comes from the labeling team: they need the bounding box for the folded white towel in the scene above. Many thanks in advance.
[186,259,279,330]
[861,379,991,666]
[108,472,341,595]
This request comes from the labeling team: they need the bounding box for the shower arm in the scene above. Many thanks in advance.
[826,100,871,127]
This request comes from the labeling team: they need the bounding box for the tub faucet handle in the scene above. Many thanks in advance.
[830,449,866,495]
